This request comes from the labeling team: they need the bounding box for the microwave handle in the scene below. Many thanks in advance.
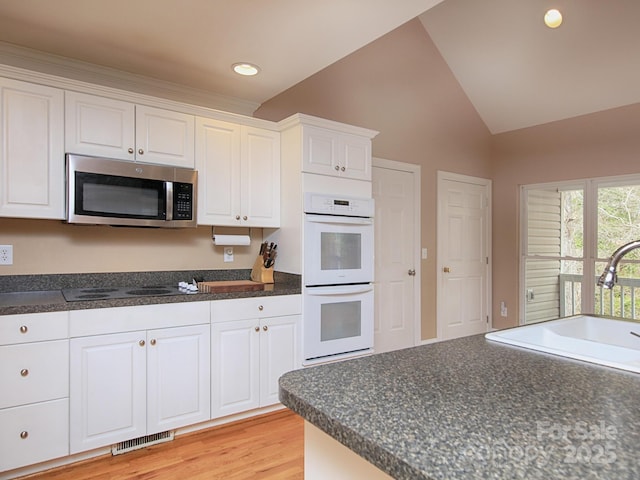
[304,213,372,225]
[305,284,373,296]
[165,181,174,220]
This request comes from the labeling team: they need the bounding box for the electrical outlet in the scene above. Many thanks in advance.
[0,245,13,265]
[223,247,234,263]
[500,301,508,317]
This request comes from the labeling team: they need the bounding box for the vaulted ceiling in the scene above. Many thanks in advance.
[0,0,637,133]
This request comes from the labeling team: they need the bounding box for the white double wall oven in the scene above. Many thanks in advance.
[302,193,375,363]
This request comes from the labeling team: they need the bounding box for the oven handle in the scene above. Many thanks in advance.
[304,213,372,225]
[305,284,373,296]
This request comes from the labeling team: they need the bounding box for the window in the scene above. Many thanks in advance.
[521,174,640,324]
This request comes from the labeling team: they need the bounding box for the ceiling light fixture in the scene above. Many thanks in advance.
[232,63,260,76]
[544,9,563,28]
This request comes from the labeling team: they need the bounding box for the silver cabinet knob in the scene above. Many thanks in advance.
[138,148,144,155]
[19,325,28,334]
[334,165,340,171]
[235,215,241,220]
[20,369,29,377]
[341,166,346,172]
[150,339,156,346]
[408,269,416,276]
[263,325,268,332]
[139,340,145,347]
[258,305,264,311]
[128,148,134,154]
[254,326,260,332]
[20,431,29,439]
[243,215,248,221]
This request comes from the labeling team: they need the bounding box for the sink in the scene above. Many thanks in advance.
[485,315,640,373]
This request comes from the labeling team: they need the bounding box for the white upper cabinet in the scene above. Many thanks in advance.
[196,117,280,227]
[65,91,195,168]
[0,78,65,219]
[302,124,372,181]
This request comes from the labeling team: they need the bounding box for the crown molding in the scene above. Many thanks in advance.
[0,41,260,117]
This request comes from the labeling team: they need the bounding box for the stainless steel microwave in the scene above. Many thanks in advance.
[66,154,197,228]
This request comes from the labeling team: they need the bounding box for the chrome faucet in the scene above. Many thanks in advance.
[597,240,640,289]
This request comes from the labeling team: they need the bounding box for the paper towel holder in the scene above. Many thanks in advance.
[211,226,253,246]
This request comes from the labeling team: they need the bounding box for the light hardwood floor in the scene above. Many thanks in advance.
[21,410,304,480]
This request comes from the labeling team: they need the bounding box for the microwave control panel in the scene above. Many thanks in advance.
[173,182,194,220]
[304,192,374,217]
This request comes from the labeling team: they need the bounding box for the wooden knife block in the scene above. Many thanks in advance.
[251,255,274,284]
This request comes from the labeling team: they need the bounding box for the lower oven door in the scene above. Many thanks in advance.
[303,284,374,362]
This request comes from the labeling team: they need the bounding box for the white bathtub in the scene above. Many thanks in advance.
[485,315,640,373]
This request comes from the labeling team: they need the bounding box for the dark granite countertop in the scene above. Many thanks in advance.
[279,334,640,480]
[0,270,300,316]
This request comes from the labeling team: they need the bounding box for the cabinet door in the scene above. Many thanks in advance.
[241,126,280,227]
[195,117,241,226]
[302,125,338,176]
[65,91,135,161]
[136,105,195,168]
[147,324,210,434]
[259,315,300,407]
[340,132,371,181]
[211,318,260,418]
[0,78,64,219]
[70,331,146,454]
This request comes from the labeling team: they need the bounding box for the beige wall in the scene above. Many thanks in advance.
[255,19,493,339]
[0,218,260,274]
[490,103,640,329]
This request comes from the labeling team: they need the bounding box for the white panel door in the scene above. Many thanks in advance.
[259,315,300,406]
[195,117,241,225]
[241,126,280,227]
[65,91,135,160]
[0,78,64,219]
[70,331,146,453]
[135,105,195,168]
[438,173,491,340]
[211,319,260,418]
[372,163,418,352]
[147,324,210,434]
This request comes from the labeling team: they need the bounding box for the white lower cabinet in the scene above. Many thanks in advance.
[0,311,69,473]
[70,323,210,454]
[211,295,301,418]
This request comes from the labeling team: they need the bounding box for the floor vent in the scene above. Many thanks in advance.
[111,431,174,456]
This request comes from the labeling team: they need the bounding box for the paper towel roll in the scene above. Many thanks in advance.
[213,234,251,246]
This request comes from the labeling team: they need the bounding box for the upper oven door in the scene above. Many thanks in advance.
[304,213,374,286]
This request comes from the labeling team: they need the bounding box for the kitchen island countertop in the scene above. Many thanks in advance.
[279,334,640,479]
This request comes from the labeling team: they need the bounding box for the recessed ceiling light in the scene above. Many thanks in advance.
[232,63,260,76]
[544,9,563,28]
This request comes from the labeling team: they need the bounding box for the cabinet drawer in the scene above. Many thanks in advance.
[0,311,68,345]
[70,301,210,337]
[0,340,69,409]
[211,295,301,322]
[0,398,69,472]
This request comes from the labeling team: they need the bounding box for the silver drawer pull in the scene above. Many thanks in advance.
[19,325,28,334]
[20,431,28,439]
[20,369,29,377]
[258,305,264,311]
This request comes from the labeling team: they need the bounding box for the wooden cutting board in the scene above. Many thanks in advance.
[198,280,265,293]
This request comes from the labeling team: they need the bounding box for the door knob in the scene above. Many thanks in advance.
[408,269,416,276]
[443,267,451,273]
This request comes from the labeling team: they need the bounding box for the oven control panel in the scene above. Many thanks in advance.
[304,192,374,217]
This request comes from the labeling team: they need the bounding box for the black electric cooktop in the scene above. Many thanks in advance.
[62,285,185,302]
